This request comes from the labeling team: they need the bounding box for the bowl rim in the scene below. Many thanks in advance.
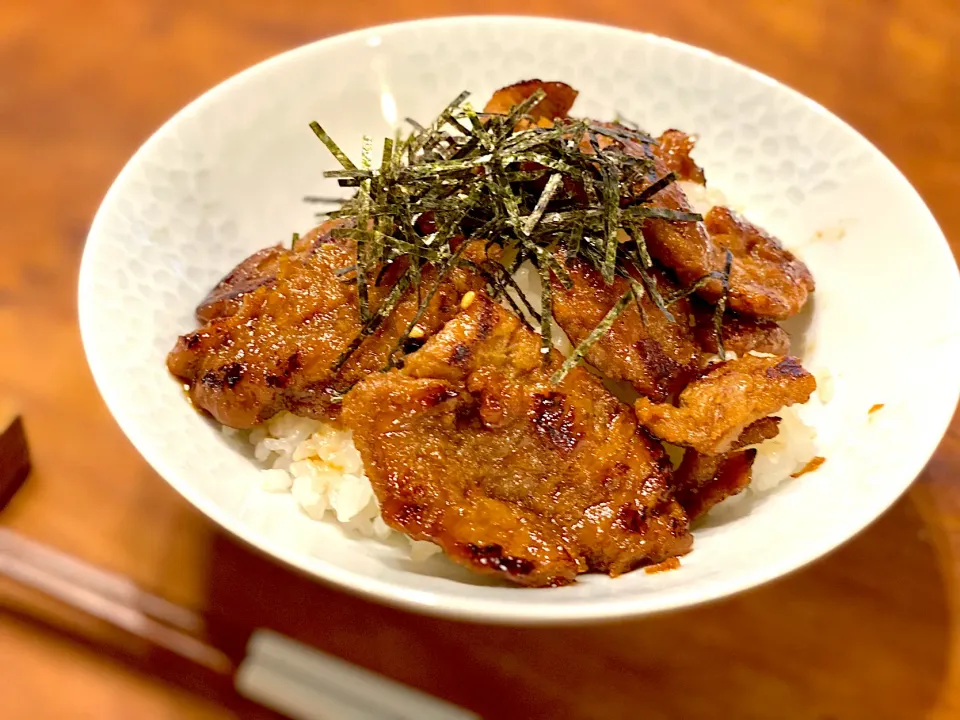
[79,14,960,624]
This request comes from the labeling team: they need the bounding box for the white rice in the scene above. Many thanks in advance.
[749,405,817,492]
[237,180,820,548]
[678,180,733,216]
[505,260,574,354]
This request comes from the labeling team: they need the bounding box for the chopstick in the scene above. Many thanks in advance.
[0,529,232,673]
[0,530,480,720]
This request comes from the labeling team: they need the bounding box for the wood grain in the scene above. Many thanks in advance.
[1,1,959,718]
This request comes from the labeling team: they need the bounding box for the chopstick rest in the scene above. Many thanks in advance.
[0,402,30,511]
[236,630,480,720]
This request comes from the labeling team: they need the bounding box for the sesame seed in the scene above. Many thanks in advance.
[408,325,425,339]
[460,291,477,310]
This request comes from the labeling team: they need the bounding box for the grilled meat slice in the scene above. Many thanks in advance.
[549,251,791,400]
[195,219,346,323]
[168,235,486,428]
[657,129,706,184]
[634,354,815,455]
[549,256,700,402]
[590,124,814,321]
[701,206,815,320]
[691,303,791,357]
[674,416,781,520]
[483,79,579,127]
[196,245,286,324]
[341,293,692,587]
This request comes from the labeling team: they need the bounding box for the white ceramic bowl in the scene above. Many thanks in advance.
[79,16,960,623]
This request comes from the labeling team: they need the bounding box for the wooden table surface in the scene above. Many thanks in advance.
[2,1,959,718]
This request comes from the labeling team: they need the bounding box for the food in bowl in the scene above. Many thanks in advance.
[167,80,819,587]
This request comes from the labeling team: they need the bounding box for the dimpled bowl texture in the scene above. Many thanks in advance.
[79,17,960,623]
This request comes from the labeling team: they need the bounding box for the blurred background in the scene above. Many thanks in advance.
[1,1,959,718]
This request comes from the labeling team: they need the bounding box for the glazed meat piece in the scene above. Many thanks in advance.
[196,246,286,323]
[702,206,815,320]
[634,354,815,455]
[674,416,781,520]
[168,236,486,428]
[549,252,791,399]
[549,256,700,401]
[692,304,791,357]
[483,79,578,127]
[195,219,346,323]
[342,293,692,587]
[603,128,814,321]
[656,129,706,184]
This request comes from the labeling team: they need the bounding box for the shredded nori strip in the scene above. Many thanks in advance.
[663,271,724,306]
[632,172,677,205]
[536,258,554,360]
[307,89,724,382]
[309,122,357,170]
[495,87,547,138]
[388,239,472,369]
[636,266,675,324]
[522,173,563,236]
[564,218,583,260]
[599,162,621,284]
[332,268,414,372]
[303,195,349,204]
[460,258,536,332]
[334,264,357,278]
[713,249,735,360]
[550,288,633,384]
[482,261,544,325]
